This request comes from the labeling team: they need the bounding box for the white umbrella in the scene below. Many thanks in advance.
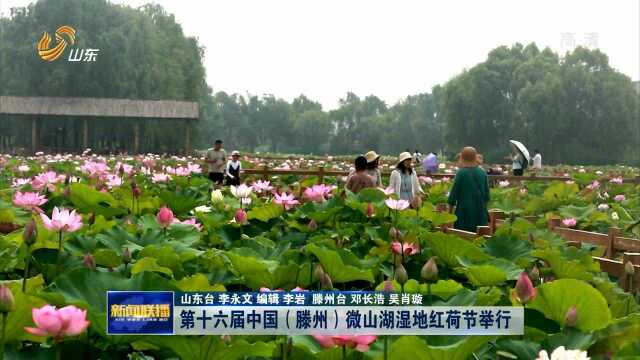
[509,140,530,163]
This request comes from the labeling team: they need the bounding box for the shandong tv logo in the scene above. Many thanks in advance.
[37,25,100,62]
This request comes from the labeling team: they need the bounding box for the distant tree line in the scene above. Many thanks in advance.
[1,0,638,164]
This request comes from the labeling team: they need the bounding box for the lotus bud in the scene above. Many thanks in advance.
[0,285,15,313]
[625,261,635,275]
[515,271,536,303]
[83,253,96,270]
[132,184,141,199]
[564,306,578,327]
[394,264,408,285]
[88,212,96,226]
[382,280,394,292]
[156,206,174,228]
[420,257,438,283]
[388,227,402,241]
[118,164,125,177]
[220,334,232,343]
[235,209,248,225]
[211,189,224,203]
[23,219,37,247]
[314,264,325,280]
[320,273,333,290]
[366,202,375,218]
[308,219,318,231]
[122,247,131,264]
[529,265,540,283]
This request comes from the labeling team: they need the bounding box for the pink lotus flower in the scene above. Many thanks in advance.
[230,184,253,199]
[259,287,284,292]
[13,191,47,213]
[174,218,202,231]
[303,184,335,202]
[151,173,171,183]
[291,287,306,292]
[12,178,30,188]
[519,188,528,195]
[187,163,202,174]
[586,180,600,191]
[32,171,65,192]
[419,176,433,185]
[391,241,420,256]
[251,180,274,194]
[274,192,300,210]
[514,272,537,304]
[385,198,410,211]
[498,180,510,188]
[379,187,395,195]
[115,162,134,176]
[105,174,122,189]
[609,177,624,185]
[25,305,90,339]
[40,207,83,233]
[614,194,625,202]
[80,161,109,179]
[312,335,377,352]
[17,165,30,172]
[562,218,577,228]
[156,207,175,228]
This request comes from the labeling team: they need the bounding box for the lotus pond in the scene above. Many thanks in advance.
[0,153,639,359]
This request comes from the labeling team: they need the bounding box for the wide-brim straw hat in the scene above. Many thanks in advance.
[365,151,380,163]
[459,147,480,167]
[397,152,413,166]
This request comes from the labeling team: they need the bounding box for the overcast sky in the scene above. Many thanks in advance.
[2,0,639,109]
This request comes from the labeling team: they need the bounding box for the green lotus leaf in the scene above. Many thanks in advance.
[247,203,284,222]
[305,243,375,283]
[176,273,226,291]
[381,335,496,360]
[226,252,298,289]
[93,248,121,268]
[131,257,173,277]
[69,183,127,218]
[0,276,47,343]
[527,278,611,331]
[421,279,463,300]
[423,232,491,268]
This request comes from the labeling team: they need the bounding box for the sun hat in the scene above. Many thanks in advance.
[364,151,380,163]
[396,152,413,167]
[459,147,479,167]
[231,150,240,156]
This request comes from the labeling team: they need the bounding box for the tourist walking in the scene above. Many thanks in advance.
[389,152,424,208]
[225,150,242,186]
[447,147,490,232]
[205,140,226,185]
[532,150,542,171]
[421,152,438,175]
[345,156,375,193]
[364,151,383,187]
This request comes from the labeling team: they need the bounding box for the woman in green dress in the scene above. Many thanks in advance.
[447,147,490,232]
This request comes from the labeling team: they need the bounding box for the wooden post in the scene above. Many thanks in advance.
[318,166,325,184]
[262,164,269,180]
[606,227,622,259]
[635,175,640,185]
[489,210,505,234]
[548,218,561,231]
[184,120,192,155]
[82,119,88,151]
[31,117,38,154]
[133,122,140,154]
[477,226,491,237]
[622,253,640,291]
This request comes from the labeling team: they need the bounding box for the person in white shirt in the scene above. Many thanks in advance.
[225,151,242,186]
[532,150,542,170]
[511,152,524,176]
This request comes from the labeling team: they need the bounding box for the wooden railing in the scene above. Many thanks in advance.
[242,165,573,184]
[452,210,640,291]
